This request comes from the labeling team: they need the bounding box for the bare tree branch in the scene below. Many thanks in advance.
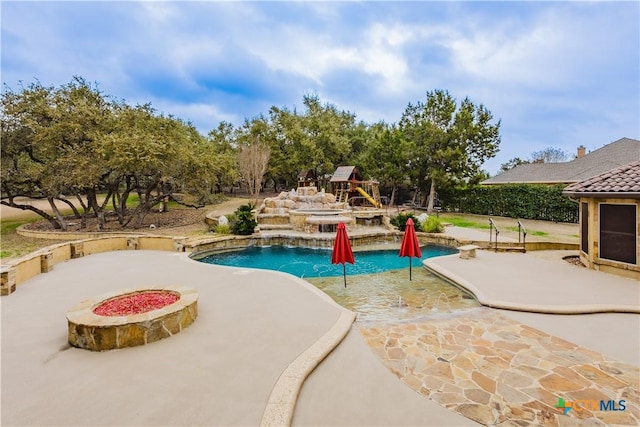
[238,140,270,205]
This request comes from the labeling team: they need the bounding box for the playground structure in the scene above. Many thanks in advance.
[256,166,387,233]
[329,166,382,208]
[297,169,318,188]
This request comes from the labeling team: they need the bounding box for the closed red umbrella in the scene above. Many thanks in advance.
[399,218,422,280]
[331,222,355,287]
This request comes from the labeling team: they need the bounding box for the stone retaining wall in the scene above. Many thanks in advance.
[187,232,463,259]
[13,254,42,287]
[16,225,145,241]
[1,235,186,296]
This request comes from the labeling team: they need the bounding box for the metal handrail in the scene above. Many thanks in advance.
[489,218,499,251]
[517,220,527,251]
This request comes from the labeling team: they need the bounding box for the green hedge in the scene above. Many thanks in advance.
[439,184,578,223]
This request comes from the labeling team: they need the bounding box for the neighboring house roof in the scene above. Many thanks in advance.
[563,160,640,198]
[330,166,362,182]
[482,137,640,185]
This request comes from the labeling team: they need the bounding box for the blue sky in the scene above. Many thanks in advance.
[2,1,639,175]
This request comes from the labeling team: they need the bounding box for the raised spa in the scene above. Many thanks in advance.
[288,209,354,232]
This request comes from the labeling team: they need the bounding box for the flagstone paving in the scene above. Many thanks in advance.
[359,308,639,427]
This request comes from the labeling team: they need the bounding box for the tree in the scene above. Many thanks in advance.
[530,147,570,163]
[104,105,210,228]
[1,77,114,230]
[265,106,305,189]
[301,94,356,177]
[499,157,530,172]
[357,122,409,205]
[1,78,211,230]
[265,95,360,189]
[399,89,501,213]
[238,139,270,205]
[206,121,240,195]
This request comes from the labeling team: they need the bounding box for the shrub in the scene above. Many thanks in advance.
[390,213,423,232]
[422,216,444,233]
[230,204,257,235]
[213,224,231,234]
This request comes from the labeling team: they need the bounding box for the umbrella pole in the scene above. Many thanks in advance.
[343,264,347,288]
[409,258,412,281]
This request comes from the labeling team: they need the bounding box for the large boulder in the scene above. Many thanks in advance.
[416,213,429,227]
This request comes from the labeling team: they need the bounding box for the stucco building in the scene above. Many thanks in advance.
[563,160,640,280]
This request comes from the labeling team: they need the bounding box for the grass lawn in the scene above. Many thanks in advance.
[437,212,577,243]
[1,218,40,235]
[441,213,549,236]
[0,199,143,260]
[439,214,490,229]
[0,195,248,260]
[505,226,548,237]
[0,217,62,260]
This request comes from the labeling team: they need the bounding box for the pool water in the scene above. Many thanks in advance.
[199,245,456,278]
[307,269,479,323]
[198,244,479,323]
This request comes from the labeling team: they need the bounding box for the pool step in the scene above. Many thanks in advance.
[489,246,526,253]
[257,213,291,226]
[258,224,294,231]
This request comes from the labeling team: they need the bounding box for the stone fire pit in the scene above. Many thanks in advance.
[67,285,198,351]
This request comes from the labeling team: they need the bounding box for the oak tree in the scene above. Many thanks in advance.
[399,89,501,213]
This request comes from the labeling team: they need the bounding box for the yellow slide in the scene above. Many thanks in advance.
[355,187,381,208]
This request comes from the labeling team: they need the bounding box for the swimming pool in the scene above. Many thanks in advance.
[198,244,477,323]
[198,245,456,278]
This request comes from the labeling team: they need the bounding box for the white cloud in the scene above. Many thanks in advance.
[358,23,411,90]
[443,4,638,92]
[150,99,242,132]
[140,1,181,24]
[444,17,570,88]
[1,0,637,176]
[242,18,415,92]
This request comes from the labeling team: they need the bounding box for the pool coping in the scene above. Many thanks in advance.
[180,253,360,426]
[186,231,462,260]
[260,310,356,426]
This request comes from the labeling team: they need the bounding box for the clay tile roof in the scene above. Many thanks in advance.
[563,160,640,196]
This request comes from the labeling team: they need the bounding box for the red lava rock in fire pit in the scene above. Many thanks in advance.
[93,291,180,316]
[67,286,198,351]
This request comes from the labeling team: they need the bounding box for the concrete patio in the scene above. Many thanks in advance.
[425,250,640,314]
[0,250,473,426]
[1,227,638,426]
